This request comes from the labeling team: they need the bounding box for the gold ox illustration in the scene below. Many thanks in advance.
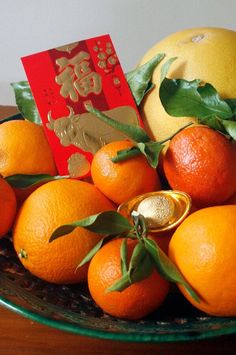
[47,105,140,154]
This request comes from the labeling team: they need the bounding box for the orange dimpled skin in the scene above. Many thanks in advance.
[91,140,161,205]
[0,178,17,237]
[0,120,57,177]
[13,179,114,284]
[88,238,170,320]
[169,205,236,316]
[164,126,236,207]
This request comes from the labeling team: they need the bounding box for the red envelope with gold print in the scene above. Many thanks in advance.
[21,35,142,178]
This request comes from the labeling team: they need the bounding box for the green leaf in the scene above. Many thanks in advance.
[144,238,200,303]
[126,53,165,105]
[77,237,105,268]
[107,242,153,292]
[137,141,164,168]
[11,81,41,124]
[111,147,141,163]
[85,104,150,143]
[120,239,128,275]
[49,211,133,242]
[160,78,233,121]
[225,99,236,116]
[221,119,236,140]
[5,174,68,189]
[106,273,131,293]
[160,57,177,83]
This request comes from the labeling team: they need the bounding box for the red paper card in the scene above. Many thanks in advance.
[22,34,142,178]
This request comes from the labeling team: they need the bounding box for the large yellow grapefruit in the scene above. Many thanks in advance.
[139,27,236,141]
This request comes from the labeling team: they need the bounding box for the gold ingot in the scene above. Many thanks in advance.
[118,190,192,233]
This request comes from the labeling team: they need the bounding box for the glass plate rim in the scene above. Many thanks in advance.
[1,294,236,343]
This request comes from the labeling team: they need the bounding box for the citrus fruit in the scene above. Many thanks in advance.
[13,179,114,284]
[168,205,236,316]
[139,27,236,141]
[0,177,17,238]
[163,126,236,207]
[91,140,161,205]
[0,120,57,177]
[88,238,170,320]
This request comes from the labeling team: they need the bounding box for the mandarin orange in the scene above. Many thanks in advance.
[88,238,169,320]
[91,140,161,205]
[163,126,236,207]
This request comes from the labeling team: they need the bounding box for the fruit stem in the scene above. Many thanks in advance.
[18,249,28,259]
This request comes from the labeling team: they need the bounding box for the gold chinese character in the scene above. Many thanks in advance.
[55,51,102,102]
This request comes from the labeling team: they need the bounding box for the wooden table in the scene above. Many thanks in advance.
[0,106,236,354]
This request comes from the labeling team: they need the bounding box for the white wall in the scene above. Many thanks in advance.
[0,0,235,105]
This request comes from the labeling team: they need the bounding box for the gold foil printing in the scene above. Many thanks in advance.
[55,51,102,102]
[46,105,139,154]
[118,190,192,233]
[55,42,79,53]
[67,153,90,178]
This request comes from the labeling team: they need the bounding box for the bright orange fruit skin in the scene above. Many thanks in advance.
[163,126,236,207]
[0,120,57,177]
[88,238,170,320]
[91,140,161,205]
[13,179,114,284]
[0,178,17,238]
[169,205,236,316]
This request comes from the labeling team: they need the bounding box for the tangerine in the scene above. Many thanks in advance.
[163,126,236,207]
[0,177,17,238]
[91,140,161,205]
[169,205,236,316]
[13,179,114,284]
[88,238,170,320]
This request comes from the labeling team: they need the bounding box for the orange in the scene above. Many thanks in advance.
[139,27,236,141]
[91,140,161,205]
[0,177,17,237]
[0,120,57,177]
[88,238,170,320]
[163,126,236,207]
[168,205,236,316]
[0,120,57,206]
[13,179,114,284]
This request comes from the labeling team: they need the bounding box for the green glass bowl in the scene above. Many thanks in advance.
[0,237,236,343]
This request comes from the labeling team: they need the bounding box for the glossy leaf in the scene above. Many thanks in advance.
[111,147,141,163]
[6,174,68,189]
[160,57,177,83]
[85,104,150,143]
[160,78,233,120]
[126,53,165,105]
[77,238,105,268]
[120,239,128,275]
[50,211,133,242]
[137,141,164,168]
[11,81,41,124]
[107,242,153,293]
[144,238,200,303]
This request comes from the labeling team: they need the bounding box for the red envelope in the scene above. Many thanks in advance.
[22,35,142,178]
